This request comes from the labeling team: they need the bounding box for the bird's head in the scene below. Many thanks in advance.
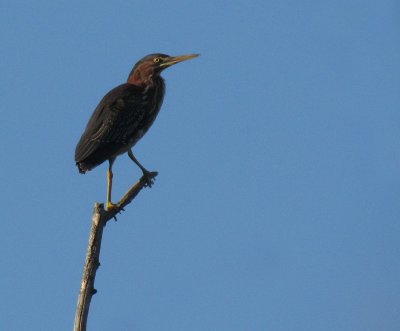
[127,53,199,86]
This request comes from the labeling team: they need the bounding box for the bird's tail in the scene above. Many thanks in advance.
[76,162,88,174]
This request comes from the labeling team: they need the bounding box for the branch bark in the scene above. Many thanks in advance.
[73,172,157,331]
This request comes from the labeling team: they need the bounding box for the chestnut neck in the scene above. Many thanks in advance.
[127,63,159,87]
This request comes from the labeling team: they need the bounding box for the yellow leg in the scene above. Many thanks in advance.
[128,149,157,187]
[106,159,117,211]
[128,149,148,173]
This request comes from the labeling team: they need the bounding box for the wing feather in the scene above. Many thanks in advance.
[74,83,144,166]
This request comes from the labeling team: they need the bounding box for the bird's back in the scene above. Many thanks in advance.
[75,78,165,173]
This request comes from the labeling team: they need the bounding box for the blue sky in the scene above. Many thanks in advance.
[1,1,399,330]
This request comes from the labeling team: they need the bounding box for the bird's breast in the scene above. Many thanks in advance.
[124,78,165,148]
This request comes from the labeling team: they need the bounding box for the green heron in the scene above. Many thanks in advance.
[75,53,198,210]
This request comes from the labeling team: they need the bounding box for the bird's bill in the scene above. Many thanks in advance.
[160,54,199,67]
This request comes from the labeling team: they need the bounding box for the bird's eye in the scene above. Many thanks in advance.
[153,57,161,63]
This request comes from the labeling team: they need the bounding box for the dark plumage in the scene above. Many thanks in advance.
[75,78,164,173]
[75,53,198,210]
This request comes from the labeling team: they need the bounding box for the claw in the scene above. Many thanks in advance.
[105,201,118,211]
[142,171,158,187]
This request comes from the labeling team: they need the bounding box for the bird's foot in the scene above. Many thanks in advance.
[142,171,158,188]
[105,201,118,211]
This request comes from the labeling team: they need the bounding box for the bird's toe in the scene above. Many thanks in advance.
[105,201,118,211]
[142,171,158,187]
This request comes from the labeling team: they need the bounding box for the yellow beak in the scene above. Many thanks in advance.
[160,54,199,67]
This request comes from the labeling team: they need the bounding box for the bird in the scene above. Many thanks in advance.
[75,53,199,211]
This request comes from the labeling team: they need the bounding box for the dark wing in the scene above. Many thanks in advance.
[75,83,145,172]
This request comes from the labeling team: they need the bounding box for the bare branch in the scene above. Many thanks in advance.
[73,172,157,331]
